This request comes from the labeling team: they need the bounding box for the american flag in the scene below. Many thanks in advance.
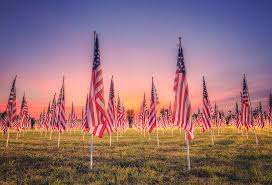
[117,96,123,129]
[44,102,51,130]
[0,112,9,133]
[88,32,108,138]
[19,93,28,129]
[172,38,193,140]
[235,102,240,128]
[50,93,57,129]
[40,109,46,128]
[268,93,272,127]
[81,108,85,130]
[139,93,148,129]
[122,105,127,129]
[83,95,90,132]
[106,76,115,134]
[57,77,66,132]
[167,102,174,128]
[69,102,76,129]
[258,101,264,128]
[213,102,219,128]
[241,74,251,129]
[202,76,212,131]
[6,76,17,129]
[148,77,159,133]
[197,108,203,128]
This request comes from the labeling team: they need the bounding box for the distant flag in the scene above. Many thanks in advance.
[235,102,240,128]
[6,76,17,130]
[106,76,115,134]
[41,109,46,129]
[83,95,90,132]
[139,93,148,129]
[213,102,219,128]
[19,93,29,130]
[241,74,251,129]
[38,112,43,129]
[50,93,57,129]
[69,102,76,129]
[44,102,51,130]
[148,77,159,133]
[122,105,127,129]
[0,112,9,134]
[268,93,272,127]
[172,38,193,141]
[81,108,85,130]
[57,77,66,132]
[196,108,202,127]
[258,101,264,128]
[117,96,123,129]
[167,102,173,128]
[202,76,212,131]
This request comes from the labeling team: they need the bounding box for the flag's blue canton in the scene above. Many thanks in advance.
[151,82,155,103]
[203,78,208,99]
[109,79,114,99]
[269,93,272,107]
[177,38,186,74]
[93,35,100,70]
[242,75,249,103]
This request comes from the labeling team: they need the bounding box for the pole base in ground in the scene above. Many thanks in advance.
[185,131,191,171]
[6,130,10,148]
[90,133,94,169]
[57,131,61,148]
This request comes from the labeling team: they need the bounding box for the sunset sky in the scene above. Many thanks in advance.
[1,0,272,118]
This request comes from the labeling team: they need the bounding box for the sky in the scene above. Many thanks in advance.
[0,0,272,118]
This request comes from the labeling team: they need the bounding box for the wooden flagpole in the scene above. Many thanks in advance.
[210,128,214,145]
[57,130,61,148]
[110,133,112,147]
[253,124,258,145]
[185,130,191,171]
[90,133,93,169]
[156,121,159,147]
[144,127,146,137]
[6,129,10,147]
[49,128,53,140]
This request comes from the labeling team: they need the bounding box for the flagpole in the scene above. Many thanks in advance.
[50,128,53,140]
[57,130,61,148]
[185,130,191,171]
[6,129,10,148]
[210,128,214,145]
[144,127,146,137]
[110,133,112,147]
[251,109,258,145]
[156,120,159,147]
[253,123,259,145]
[90,133,93,169]
[116,129,119,141]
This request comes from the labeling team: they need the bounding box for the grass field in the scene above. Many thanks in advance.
[0,127,272,185]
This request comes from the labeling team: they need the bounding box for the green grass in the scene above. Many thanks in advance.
[1,127,272,185]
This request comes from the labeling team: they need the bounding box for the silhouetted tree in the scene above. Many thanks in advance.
[126,109,135,128]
